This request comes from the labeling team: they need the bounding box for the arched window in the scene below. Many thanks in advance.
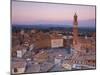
[14,68,18,73]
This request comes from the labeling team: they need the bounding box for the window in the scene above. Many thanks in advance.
[14,68,18,73]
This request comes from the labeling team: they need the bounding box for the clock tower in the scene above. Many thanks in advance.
[73,13,79,48]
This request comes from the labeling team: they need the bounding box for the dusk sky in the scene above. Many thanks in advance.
[12,1,96,28]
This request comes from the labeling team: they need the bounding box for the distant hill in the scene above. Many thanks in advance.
[12,24,96,32]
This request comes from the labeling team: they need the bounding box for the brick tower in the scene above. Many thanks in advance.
[73,13,79,51]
